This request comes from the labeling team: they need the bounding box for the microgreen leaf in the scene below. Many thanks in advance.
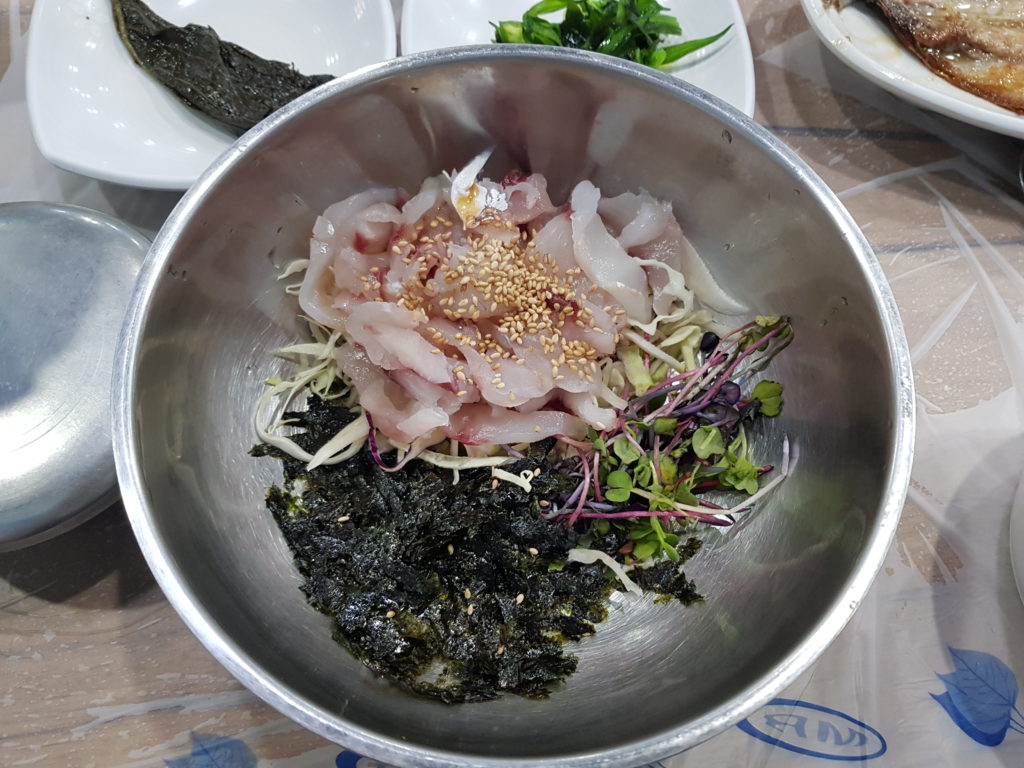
[659,456,678,485]
[693,425,725,460]
[605,488,632,503]
[633,457,656,489]
[675,485,698,506]
[752,380,784,417]
[670,438,691,459]
[653,417,678,436]
[606,470,633,489]
[634,539,658,560]
[721,453,760,495]
[612,437,642,465]
[630,525,655,540]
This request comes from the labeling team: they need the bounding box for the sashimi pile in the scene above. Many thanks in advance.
[253,152,793,702]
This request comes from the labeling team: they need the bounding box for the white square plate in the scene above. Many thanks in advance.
[27,0,397,190]
[400,0,755,117]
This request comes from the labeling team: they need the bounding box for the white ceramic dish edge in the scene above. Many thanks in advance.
[799,0,1024,140]
[26,0,398,190]
[400,0,755,117]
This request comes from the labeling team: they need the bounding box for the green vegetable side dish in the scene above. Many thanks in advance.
[492,0,731,68]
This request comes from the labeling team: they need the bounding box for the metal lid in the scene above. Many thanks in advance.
[0,202,149,550]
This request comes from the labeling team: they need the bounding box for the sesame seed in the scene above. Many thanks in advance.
[497,645,506,656]
[515,593,525,605]
[538,500,550,508]
[385,610,396,618]
[491,478,499,490]
[528,547,539,555]
[337,515,350,523]
[447,543,455,555]
[467,605,475,616]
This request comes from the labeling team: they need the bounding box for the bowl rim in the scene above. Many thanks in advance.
[112,44,915,768]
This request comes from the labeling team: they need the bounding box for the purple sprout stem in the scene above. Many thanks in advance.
[571,509,733,526]
[364,412,421,472]
[668,324,789,419]
[567,446,592,526]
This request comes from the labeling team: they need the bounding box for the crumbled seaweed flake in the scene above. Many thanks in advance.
[257,396,705,702]
[260,396,611,702]
[631,539,704,604]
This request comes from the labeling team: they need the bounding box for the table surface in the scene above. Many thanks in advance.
[3,2,1024,767]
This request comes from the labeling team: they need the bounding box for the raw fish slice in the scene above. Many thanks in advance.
[344,303,451,384]
[390,369,465,414]
[498,174,557,223]
[461,347,550,406]
[561,391,617,431]
[532,213,576,272]
[302,189,401,325]
[300,236,348,328]
[447,404,587,445]
[336,345,448,444]
[631,216,746,315]
[570,181,651,322]
[598,191,674,250]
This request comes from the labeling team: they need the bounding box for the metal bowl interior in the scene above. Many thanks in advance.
[113,46,913,768]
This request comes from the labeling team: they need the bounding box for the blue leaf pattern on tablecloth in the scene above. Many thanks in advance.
[335,752,363,768]
[932,692,1007,747]
[164,732,258,768]
[932,647,1018,746]
[335,751,394,768]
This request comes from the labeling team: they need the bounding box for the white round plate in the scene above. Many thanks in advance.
[799,0,1024,140]
[26,0,397,190]
[400,0,755,117]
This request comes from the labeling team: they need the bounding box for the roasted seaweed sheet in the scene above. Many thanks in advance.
[112,0,332,134]
[253,396,703,703]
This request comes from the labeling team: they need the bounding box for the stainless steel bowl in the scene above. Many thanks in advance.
[113,46,913,768]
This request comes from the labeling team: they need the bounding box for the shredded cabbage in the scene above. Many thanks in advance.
[567,548,643,596]
[277,259,309,280]
[491,466,533,491]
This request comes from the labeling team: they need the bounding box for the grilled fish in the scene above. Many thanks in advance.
[869,0,1024,113]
